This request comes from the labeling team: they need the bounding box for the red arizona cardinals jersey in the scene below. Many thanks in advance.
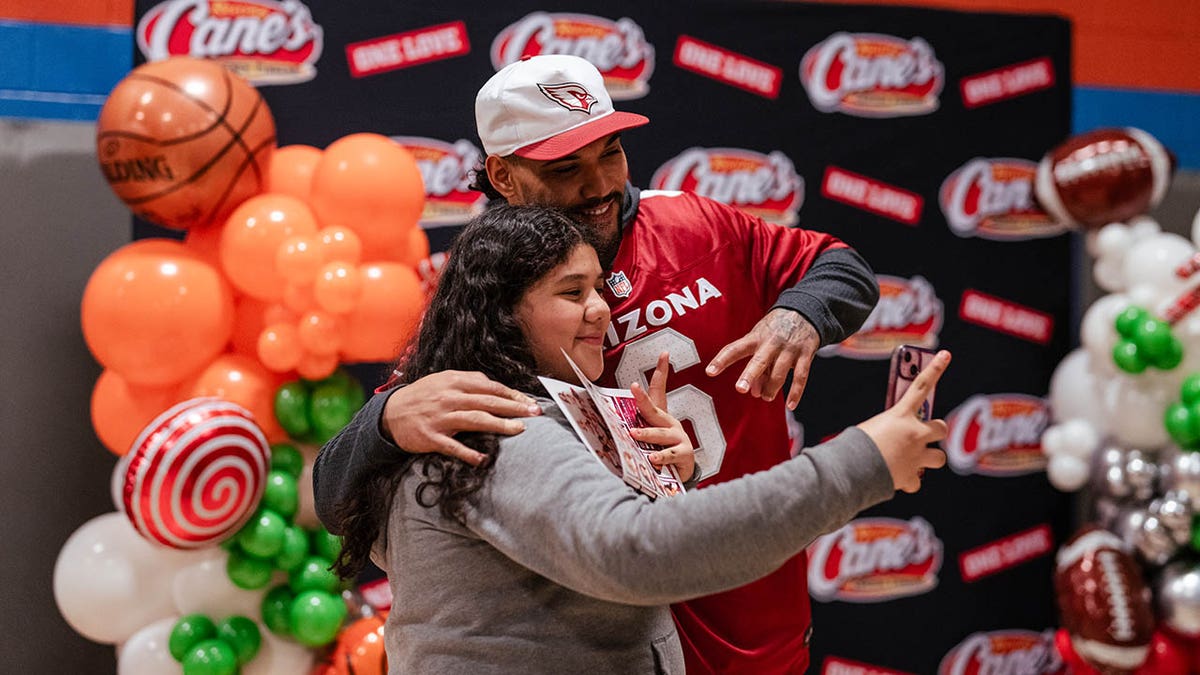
[595,189,848,674]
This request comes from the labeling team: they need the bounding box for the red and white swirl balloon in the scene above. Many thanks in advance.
[117,397,270,548]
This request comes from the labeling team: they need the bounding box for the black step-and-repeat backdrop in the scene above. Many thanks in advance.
[133,1,1075,672]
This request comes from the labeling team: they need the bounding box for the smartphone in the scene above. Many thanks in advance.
[886,345,938,420]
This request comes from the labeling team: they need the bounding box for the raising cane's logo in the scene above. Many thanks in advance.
[137,0,323,85]
[938,630,1063,675]
[945,394,1050,477]
[940,158,1067,241]
[808,517,942,603]
[800,32,943,117]
[649,147,804,226]
[391,136,487,228]
[491,12,655,100]
[823,275,942,360]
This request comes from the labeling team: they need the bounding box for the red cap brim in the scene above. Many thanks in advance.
[513,111,649,160]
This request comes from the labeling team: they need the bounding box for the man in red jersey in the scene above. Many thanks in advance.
[315,54,880,674]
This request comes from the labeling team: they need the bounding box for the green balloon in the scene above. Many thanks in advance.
[312,526,343,562]
[270,443,305,478]
[310,383,356,442]
[262,470,300,520]
[1165,403,1200,448]
[1112,340,1148,374]
[181,638,238,675]
[238,509,288,559]
[290,556,341,594]
[1115,306,1150,338]
[1134,318,1175,363]
[313,368,354,391]
[275,524,311,571]
[1191,519,1200,553]
[289,589,348,647]
[1153,337,1185,370]
[169,614,217,662]
[1182,375,1200,408]
[274,381,312,438]
[226,549,273,590]
[260,585,295,637]
[215,615,261,665]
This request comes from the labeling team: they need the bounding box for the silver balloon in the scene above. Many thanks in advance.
[1101,463,1134,500]
[1151,490,1194,545]
[1163,449,1200,497]
[1156,562,1200,637]
[1136,513,1179,566]
[1124,450,1159,501]
[1092,495,1124,532]
[1113,507,1148,551]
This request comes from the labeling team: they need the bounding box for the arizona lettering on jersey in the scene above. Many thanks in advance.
[596,188,848,674]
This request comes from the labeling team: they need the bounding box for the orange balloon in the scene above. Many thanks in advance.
[90,370,181,455]
[183,220,225,265]
[267,144,322,203]
[229,296,270,358]
[313,261,363,314]
[96,56,275,231]
[220,193,319,301]
[82,239,235,387]
[263,303,298,327]
[340,263,424,363]
[296,350,339,381]
[318,226,362,266]
[275,235,322,287]
[186,354,285,441]
[311,614,387,675]
[283,282,317,314]
[308,134,425,263]
[400,228,430,270]
[297,310,343,355]
[257,322,303,373]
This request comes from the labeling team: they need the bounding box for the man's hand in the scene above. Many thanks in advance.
[856,350,951,493]
[705,308,820,411]
[381,371,542,466]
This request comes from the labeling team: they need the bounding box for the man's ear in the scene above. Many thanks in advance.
[485,155,519,201]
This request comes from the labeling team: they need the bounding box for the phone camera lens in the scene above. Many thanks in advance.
[908,364,919,377]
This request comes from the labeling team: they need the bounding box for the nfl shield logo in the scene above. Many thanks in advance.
[606,270,632,298]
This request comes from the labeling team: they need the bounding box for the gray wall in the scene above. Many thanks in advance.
[2,119,130,671]
[4,117,1199,671]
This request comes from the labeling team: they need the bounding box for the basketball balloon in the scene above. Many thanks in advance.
[96,57,276,231]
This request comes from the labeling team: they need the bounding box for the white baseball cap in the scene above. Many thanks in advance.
[475,54,649,161]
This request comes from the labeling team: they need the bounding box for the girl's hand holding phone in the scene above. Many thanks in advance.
[858,349,952,493]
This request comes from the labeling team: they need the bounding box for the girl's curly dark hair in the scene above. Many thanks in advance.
[331,204,596,579]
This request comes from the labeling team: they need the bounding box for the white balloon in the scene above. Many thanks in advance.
[1080,295,1130,374]
[1193,207,1200,249]
[117,616,180,675]
[1130,215,1162,240]
[1122,232,1195,300]
[172,548,266,619]
[1047,348,1111,432]
[1048,455,1090,492]
[1093,255,1127,293]
[1102,374,1173,449]
[1128,283,1164,309]
[243,624,316,675]
[54,513,204,644]
[1094,222,1133,260]
[1041,425,1065,456]
[1058,419,1101,461]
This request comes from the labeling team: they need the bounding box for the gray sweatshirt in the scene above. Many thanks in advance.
[372,398,893,674]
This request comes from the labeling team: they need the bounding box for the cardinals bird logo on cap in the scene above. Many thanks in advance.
[537,82,597,114]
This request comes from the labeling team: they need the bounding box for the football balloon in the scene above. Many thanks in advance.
[1054,526,1154,672]
[1036,128,1173,230]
